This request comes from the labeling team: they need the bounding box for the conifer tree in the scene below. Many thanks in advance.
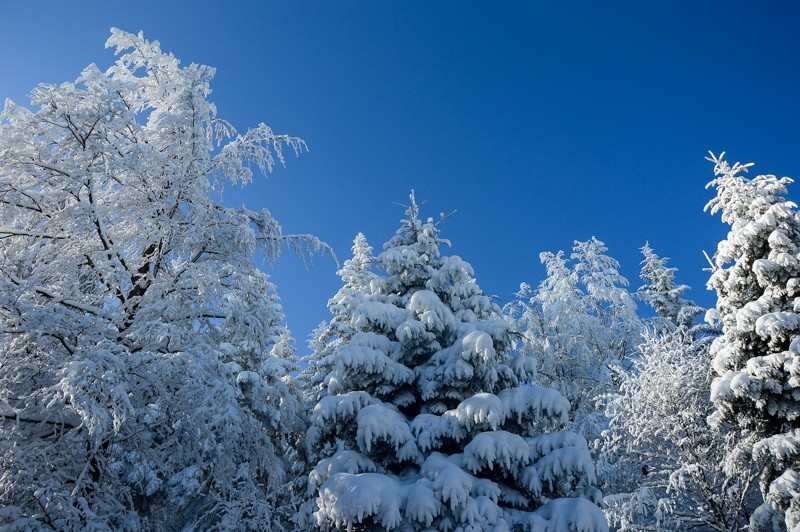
[705,153,800,530]
[598,243,744,529]
[637,243,711,337]
[301,233,376,406]
[304,194,607,531]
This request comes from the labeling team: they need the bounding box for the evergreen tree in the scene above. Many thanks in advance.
[637,243,707,334]
[705,153,800,530]
[301,233,377,406]
[0,30,320,530]
[598,243,742,530]
[304,194,607,531]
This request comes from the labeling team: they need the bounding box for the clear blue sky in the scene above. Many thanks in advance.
[2,1,799,355]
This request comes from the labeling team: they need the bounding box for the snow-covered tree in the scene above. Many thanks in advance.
[301,232,376,406]
[571,238,642,366]
[637,243,708,336]
[601,329,758,530]
[705,153,800,530]
[505,238,641,444]
[0,29,323,530]
[303,194,607,531]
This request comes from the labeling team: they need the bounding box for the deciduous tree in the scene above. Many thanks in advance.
[602,330,758,530]
[504,238,641,444]
[0,29,322,530]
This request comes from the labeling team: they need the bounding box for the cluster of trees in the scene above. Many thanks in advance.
[1,30,799,531]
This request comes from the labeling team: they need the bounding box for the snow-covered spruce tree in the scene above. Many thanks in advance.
[0,29,323,530]
[295,233,377,517]
[601,329,758,530]
[504,238,641,445]
[303,194,607,531]
[637,243,710,336]
[705,153,800,530]
[301,233,377,407]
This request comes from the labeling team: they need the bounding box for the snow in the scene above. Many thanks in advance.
[0,26,639,532]
[499,386,570,426]
[423,453,473,511]
[528,431,588,460]
[519,465,544,496]
[404,479,441,526]
[311,390,378,425]
[504,509,549,532]
[303,192,607,531]
[473,477,502,502]
[411,413,446,451]
[756,311,800,340]
[307,451,378,492]
[444,357,475,381]
[463,431,529,473]
[236,370,261,385]
[753,430,800,465]
[498,485,529,508]
[356,403,419,461]
[769,229,795,249]
[472,495,504,527]
[736,299,771,330]
[532,498,609,532]
[352,299,408,332]
[460,330,497,363]
[334,332,413,385]
[316,472,403,529]
[535,446,597,489]
[396,318,433,345]
[427,255,474,292]
[447,393,505,430]
[408,289,457,334]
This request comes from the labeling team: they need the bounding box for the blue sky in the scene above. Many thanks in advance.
[2,1,799,353]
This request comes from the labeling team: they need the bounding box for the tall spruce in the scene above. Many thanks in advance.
[637,243,707,335]
[301,232,376,406]
[303,194,607,531]
[705,153,800,530]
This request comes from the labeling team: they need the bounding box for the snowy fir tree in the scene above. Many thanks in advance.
[637,243,710,336]
[295,233,378,511]
[504,238,641,445]
[705,153,800,530]
[601,329,759,530]
[0,30,324,530]
[301,233,377,406]
[303,193,607,531]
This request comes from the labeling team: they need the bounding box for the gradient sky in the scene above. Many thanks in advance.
[2,1,799,355]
